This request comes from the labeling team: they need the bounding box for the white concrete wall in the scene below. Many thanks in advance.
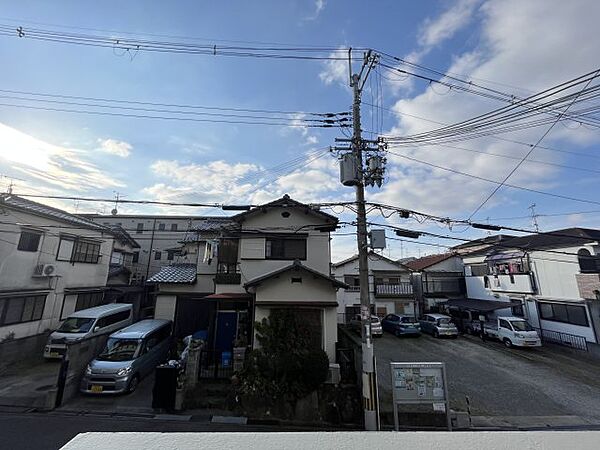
[0,208,115,339]
[530,247,583,300]
[254,272,337,304]
[238,206,332,281]
[331,255,409,316]
[154,295,177,321]
[88,215,209,279]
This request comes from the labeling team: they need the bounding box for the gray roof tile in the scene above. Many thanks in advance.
[147,264,197,284]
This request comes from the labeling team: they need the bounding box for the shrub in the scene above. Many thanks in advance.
[236,309,330,410]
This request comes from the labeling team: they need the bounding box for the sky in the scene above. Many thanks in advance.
[1,0,600,261]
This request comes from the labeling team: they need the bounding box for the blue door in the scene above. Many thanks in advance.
[215,311,238,352]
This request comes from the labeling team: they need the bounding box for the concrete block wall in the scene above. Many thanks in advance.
[0,331,50,375]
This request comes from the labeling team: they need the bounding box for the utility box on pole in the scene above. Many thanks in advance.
[340,153,360,186]
[370,229,386,249]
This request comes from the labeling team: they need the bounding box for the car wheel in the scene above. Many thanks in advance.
[433,330,439,338]
[466,327,473,335]
[503,338,513,348]
[128,375,140,393]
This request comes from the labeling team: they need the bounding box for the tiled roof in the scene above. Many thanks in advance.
[0,194,108,231]
[332,251,405,268]
[405,253,457,271]
[501,228,600,250]
[147,264,197,284]
[233,194,338,224]
[108,225,140,248]
[181,218,238,242]
[244,259,348,289]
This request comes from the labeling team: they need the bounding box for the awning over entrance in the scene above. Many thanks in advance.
[444,298,520,312]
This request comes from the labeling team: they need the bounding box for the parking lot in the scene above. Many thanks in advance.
[374,332,600,427]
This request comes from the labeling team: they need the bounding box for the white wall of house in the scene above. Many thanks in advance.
[0,208,114,339]
[238,206,332,280]
[423,256,464,272]
[462,245,599,342]
[331,255,410,319]
[87,215,209,279]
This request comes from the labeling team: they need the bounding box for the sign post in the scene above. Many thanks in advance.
[390,362,451,430]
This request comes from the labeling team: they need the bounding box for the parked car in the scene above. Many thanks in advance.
[381,314,421,337]
[471,317,541,348]
[44,304,133,359]
[419,314,459,338]
[80,319,172,394]
[349,314,383,337]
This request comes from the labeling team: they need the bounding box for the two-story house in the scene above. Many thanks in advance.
[148,195,345,362]
[461,228,600,344]
[0,194,117,340]
[332,252,414,322]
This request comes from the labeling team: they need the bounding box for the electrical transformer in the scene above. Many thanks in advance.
[339,153,359,186]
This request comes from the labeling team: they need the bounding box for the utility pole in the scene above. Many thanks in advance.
[334,49,384,431]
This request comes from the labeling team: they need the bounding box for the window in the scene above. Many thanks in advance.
[539,301,589,327]
[136,223,144,234]
[72,240,101,263]
[158,223,166,231]
[344,275,360,288]
[167,250,175,261]
[511,303,524,317]
[132,252,139,263]
[96,310,131,329]
[578,249,599,273]
[265,238,306,260]
[470,264,488,276]
[171,223,178,231]
[0,295,46,326]
[154,251,162,260]
[499,319,511,330]
[17,230,42,252]
[75,292,105,312]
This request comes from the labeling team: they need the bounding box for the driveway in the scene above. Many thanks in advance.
[374,332,600,427]
[62,373,155,414]
[0,360,61,408]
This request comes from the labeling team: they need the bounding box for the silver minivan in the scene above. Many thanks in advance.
[44,304,133,359]
[80,319,172,394]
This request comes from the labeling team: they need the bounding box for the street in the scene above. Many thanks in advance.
[375,332,600,427]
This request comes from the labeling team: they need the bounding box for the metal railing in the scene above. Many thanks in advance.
[198,349,235,379]
[534,328,588,351]
[422,279,463,294]
[214,272,241,284]
[375,282,413,297]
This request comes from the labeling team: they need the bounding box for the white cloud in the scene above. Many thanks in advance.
[381,0,600,220]
[0,123,125,192]
[304,0,326,21]
[97,138,132,158]
[319,46,349,86]
[418,0,480,48]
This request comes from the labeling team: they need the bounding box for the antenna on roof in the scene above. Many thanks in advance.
[111,191,120,215]
[529,203,541,232]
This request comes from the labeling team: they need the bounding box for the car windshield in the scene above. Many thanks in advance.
[437,318,453,327]
[97,338,141,362]
[371,317,380,323]
[400,317,415,323]
[511,320,534,331]
[57,317,95,333]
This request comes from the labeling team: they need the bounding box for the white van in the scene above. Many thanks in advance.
[44,303,133,359]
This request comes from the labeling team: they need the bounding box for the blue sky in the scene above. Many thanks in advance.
[1,0,600,260]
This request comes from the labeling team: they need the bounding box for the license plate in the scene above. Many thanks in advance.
[90,385,103,393]
[50,352,59,358]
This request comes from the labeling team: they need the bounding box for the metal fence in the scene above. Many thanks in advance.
[198,349,235,379]
[534,328,588,351]
[375,282,413,297]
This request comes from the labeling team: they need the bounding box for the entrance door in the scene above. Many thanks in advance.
[215,311,238,352]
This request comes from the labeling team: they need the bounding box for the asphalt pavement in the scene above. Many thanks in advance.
[374,331,600,427]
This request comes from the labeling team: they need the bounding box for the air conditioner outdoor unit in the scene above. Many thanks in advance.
[33,263,57,277]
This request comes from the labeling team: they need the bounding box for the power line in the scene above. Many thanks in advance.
[385,149,600,207]
[468,69,600,219]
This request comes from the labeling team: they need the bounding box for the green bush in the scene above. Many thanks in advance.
[237,309,330,408]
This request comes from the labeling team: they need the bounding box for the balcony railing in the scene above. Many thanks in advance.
[375,282,413,297]
[215,272,242,284]
[423,279,463,295]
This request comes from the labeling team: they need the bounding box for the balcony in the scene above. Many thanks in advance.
[375,282,413,297]
[488,273,535,294]
[423,279,463,295]
[215,272,241,285]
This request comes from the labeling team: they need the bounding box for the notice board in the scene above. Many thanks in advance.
[390,362,450,430]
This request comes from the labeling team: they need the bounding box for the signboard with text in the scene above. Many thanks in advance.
[390,362,450,430]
